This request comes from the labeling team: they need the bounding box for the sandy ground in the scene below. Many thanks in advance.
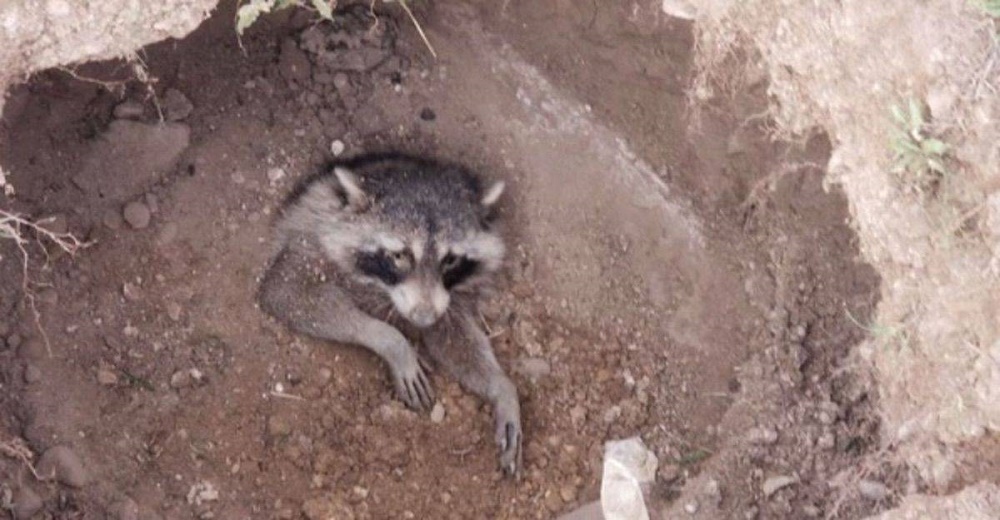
[0,2,884,518]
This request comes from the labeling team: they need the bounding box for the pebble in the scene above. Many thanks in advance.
[318,367,332,384]
[330,139,345,156]
[156,222,178,246]
[513,357,551,381]
[97,368,118,386]
[603,405,621,423]
[23,365,41,384]
[747,427,779,445]
[37,445,90,487]
[267,167,287,183]
[703,478,722,506]
[166,302,183,321]
[113,100,145,120]
[163,88,194,121]
[658,463,681,482]
[123,200,151,229]
[103,208,124,230]
[11,485,44,520]
[419,107,436,121]
[430,402,446,423]
[111,497,140,520]
[762,475,798,497]
[170,368,203,389]
[7,333,21,349]
[684,500,699,514]
[122,282,142,301]
[859,479,889,501]
[559,484,578,503]
[268,415,293,437]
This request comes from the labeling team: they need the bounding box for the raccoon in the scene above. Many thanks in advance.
[258,153,522,475]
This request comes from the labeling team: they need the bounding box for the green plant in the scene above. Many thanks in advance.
[981,0,1000,17]
[235,0,436,57]
[889,97,950,193]
[236,0,335,35]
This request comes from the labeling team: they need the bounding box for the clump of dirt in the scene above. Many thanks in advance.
[0,1,886,518]
[691,0,1000,512]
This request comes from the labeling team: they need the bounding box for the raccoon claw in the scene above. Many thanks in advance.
[496,419,522,477]
[393,362,434,411]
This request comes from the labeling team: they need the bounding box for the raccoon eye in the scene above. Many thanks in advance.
[389,250,411,271]
[440,253,460,271]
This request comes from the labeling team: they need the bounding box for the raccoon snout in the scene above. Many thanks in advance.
[409,305,439,328]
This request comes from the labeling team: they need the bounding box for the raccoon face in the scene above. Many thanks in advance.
[337,166,506,328]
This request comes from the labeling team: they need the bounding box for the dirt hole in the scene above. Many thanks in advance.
[0,2,884,518]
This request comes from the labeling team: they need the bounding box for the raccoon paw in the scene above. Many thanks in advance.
[391,359,435,411]
[495,415,523,478]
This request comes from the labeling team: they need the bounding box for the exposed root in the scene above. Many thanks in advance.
[0,437,42,481]
[0,209,92,356]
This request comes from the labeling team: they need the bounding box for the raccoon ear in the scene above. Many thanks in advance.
[334,167,370,211]
[480,180,505,207]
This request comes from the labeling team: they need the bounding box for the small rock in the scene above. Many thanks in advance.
[601,437,657,520]
[603,405,621,424]
[802,504,821,517]
[330,139,345,156]
[762,475,798,497]
[103,209,124,230]
[560,484,578,503]
[123,201,151,229]
[267,167,287,183]
[37,214,68,235]
[817,431,836,450]
[170,369,202,389]
[156,222,178,246]
[97,368,118,386]
[113,100,145,120]
[279,38,312,84]
[302,496,354,520]
[166,302,182,321]
[37,446,90,487]
[122,282,142,301]
[661,0,697,19]
[111,497,140,520]
[332,72,350,90]
[746,427,779,445]
[569,405,586,427]
[318,367,333,384]
[513,357,551,381]
[186,481,219,505]
[658,463,681,482]
[11,485,44,520]
[419,107,436,121]
[268,415,293,437]
[859,479,889,501]
[703,478,722,506]
[163,88,194,121]
[430,402,446,423]
[23,365,41,384]
[684,500,700,514]
[7,333,21,349]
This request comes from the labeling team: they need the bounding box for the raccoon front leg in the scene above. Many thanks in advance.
[260,248,434,409]
[424,311,522,476]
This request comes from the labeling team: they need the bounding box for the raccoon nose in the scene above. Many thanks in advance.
[409,306,439,328]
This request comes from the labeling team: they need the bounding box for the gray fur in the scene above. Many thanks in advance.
[258,154,521,476]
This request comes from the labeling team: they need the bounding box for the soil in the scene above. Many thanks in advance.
[0,1,883,518]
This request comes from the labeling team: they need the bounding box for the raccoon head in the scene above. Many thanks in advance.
[335,165,506,328]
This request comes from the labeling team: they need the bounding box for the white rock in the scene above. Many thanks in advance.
[430,402,446,423]
[661,0,697,20]
[762,475,799,497]
[330,139,346,156]
[600,437,658,520]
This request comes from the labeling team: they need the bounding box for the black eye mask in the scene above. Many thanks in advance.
[441,253,480,289]
[356,250,402,285]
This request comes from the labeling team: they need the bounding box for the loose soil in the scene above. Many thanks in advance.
[0,1,884,518]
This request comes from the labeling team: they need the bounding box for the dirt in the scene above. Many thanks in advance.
[0,1,884,518]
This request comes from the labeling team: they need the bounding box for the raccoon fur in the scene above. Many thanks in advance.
[258,153,522,475]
